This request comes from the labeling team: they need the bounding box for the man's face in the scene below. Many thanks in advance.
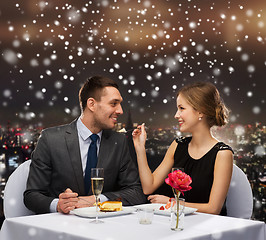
[92,86,123,131]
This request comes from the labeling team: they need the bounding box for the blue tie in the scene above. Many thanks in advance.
[84,134,99,195]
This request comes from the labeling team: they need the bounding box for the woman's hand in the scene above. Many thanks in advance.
[132,123,146,148]
[147,194,170,204]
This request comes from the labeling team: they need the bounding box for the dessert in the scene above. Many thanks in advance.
[99,201,123,212]
[160,199,176,211]
[118,128,127,133]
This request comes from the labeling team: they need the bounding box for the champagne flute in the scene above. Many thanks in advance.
[91,168,104,223]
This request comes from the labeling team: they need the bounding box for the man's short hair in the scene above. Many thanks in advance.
[79,76,119,112]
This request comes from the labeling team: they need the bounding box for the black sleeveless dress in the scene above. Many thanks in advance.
[173,137,233,215]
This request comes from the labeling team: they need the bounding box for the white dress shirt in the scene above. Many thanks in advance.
[76,117,102,173]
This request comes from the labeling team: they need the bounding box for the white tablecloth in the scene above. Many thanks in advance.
[1,211,265,240]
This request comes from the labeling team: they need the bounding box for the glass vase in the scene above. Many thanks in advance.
[170,190,185,231]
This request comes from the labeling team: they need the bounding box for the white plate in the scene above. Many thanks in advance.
[71,206,135,218]
[133,203,197,216]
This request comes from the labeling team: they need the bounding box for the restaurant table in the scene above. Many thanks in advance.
[0,210,265,240]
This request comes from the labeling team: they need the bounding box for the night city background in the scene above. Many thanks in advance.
[0,0,265,225]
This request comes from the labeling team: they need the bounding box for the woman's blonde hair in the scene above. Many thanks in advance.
[177,82,229,127]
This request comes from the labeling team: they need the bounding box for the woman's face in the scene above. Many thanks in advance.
[174,94,201,133]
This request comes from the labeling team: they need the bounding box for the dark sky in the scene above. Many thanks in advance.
[0,0,265,128]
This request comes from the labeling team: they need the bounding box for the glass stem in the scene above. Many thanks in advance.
[172,189,181,230]
[95,196,99,222]
[176,196,179,229]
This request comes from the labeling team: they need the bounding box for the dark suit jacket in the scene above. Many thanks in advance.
[24,119,146,214]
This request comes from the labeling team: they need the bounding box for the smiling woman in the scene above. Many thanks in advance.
[176,82,229,128]
[132,81,234,216]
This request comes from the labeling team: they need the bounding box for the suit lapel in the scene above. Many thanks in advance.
[65,120,85,195]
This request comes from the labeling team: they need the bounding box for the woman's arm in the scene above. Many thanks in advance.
[132,124,176,194]
[185,149,233,214]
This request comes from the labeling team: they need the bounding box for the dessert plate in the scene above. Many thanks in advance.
[133,203,197,216]
[71,206,135,218]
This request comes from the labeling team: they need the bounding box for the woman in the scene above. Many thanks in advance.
[132,82,233,215]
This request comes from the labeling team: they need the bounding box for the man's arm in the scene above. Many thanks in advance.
[103,135,146,205]
[24,130,56,214]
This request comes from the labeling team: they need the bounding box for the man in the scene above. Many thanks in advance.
[24,76,146,214]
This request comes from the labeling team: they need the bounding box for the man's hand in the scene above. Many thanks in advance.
[57,188,78,214]
[147,194,170,204]
[75,195,96,208]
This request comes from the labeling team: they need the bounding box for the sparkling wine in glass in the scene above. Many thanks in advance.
[91,168,104,223]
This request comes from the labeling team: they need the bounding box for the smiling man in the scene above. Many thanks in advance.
[24,76,146,214]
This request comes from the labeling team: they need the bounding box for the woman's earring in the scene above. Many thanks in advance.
[199,117,202,121]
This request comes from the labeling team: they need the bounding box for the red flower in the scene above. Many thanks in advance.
[165,170,192,195]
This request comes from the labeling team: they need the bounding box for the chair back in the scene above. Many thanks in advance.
[4,160,34,218]
[226,164,253,219]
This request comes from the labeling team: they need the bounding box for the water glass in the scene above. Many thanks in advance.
[137,208,154,225]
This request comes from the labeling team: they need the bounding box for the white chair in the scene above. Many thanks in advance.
[3,160,34,218]
[226,164,253,219]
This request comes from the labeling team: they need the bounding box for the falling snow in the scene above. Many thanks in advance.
[0,0,265,127]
